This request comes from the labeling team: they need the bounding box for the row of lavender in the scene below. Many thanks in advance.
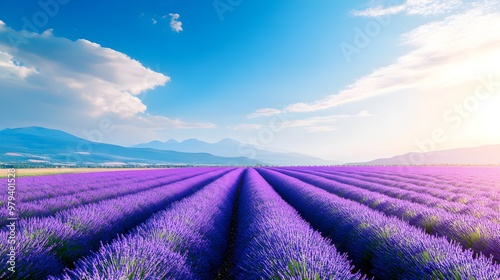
[53,169,245,279]
[2,166,499,279]
[1,167,366,279]
[48,169,363,279]
[287,166,500,213]
[274,167,500,262]
[320,168,500,212]
[230,169,361,279]
[1,168,231,279]
[334,166,500,200]
[0,168,214,225]
[300,167,500,225]
[2,168,225,225]
[258,168,500,279]
[58,166,498,279]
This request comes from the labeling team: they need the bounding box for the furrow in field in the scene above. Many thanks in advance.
[294,167,500,213]
[0,168,232,280]
[15,168,195,202]
[273,168,500,263]
[11,168,219,220]
[257,168,500,280]
[282,168,500,223]
[230,169,363,279]
[329,167,500,204]
[336,167,500,194]
[51,169,244,280]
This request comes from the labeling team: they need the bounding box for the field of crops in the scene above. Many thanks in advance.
[2,166,500,279]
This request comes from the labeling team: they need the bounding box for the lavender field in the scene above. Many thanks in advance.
[2,166,500,279]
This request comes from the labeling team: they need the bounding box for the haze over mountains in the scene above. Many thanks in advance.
[351,145,500,166]
[0,127,336,166]
[133,139,338,166]
[0,127,261,166]
[1,126,499,167]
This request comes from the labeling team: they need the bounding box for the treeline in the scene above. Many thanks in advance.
[0,163,197,169]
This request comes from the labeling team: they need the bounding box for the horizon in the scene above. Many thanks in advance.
[1,1,500,163]
[0,125,330,161]
[3,125,500,165]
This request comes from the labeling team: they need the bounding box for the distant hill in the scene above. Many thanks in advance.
[0,127,261,166]
[352,145,500,166]
[133,138,339,166]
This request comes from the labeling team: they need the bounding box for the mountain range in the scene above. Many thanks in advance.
[0,127,261,166]
[1,126,499,167]
[133,139,338,166]
[351,145,500,165]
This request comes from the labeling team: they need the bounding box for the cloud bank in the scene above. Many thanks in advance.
[352,0,463,17]
[249,2,500,115]
[0,22,213,144]
[232,111,372,133]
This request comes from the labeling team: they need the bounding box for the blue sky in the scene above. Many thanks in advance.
[1,0,499,162]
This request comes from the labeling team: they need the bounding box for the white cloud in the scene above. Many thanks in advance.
[168,13,183,33]
[353,4,406,17]
[357,110,374,117]
[4,153,22,157]
[247,108,283,118]
[283,116,337,128]
[306,126,337,133]
[232,111,370,133]
[42,29,53,36]
[0,20,5,28]
[0,26,169,118]
[0,51,38,79]
[228,124,265,131]
[255,2,500,114]
[0,23,215,144]
[151,19,158,25]
[279,115,339,133]
[353,0,463,17]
